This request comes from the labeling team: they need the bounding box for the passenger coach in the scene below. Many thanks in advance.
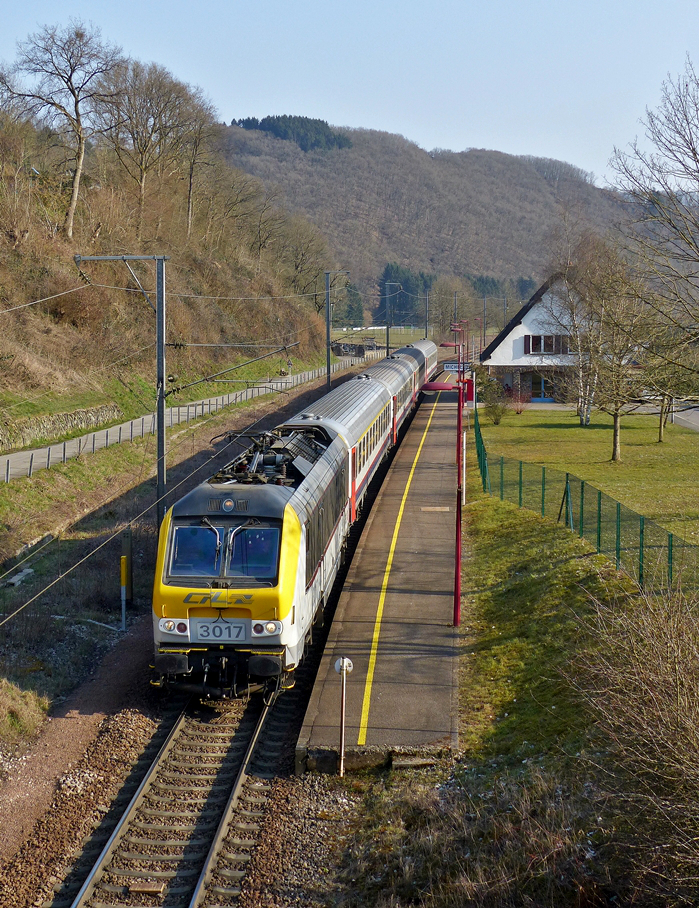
[151,340,438,697]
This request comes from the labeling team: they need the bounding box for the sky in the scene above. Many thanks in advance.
[2,0,698,186]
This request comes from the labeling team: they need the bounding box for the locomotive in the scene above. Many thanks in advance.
[151,339,438,697]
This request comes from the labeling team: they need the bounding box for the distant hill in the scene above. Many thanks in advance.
[219,124,622,297]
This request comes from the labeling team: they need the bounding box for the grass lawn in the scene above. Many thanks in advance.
[337,463,627,906]
[478,407,699,542]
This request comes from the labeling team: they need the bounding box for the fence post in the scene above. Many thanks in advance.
[47,447,51,469]
[62,441,67,463]
[639,515,645,588]
[118,426,122,444]
[141,416,145,438]
[541,466,546,517]
[106,429,109,448]
[92,433,96,454]
[579,480,585,538]
[668,532,673,586]
[28,452,34,477]
[518,461,523,507]
[597,490,602,554]
[5,459,9,483]
[616,502,621,570]
[500,456,504,501]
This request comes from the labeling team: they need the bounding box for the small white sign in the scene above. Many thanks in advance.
[335,656,354,674]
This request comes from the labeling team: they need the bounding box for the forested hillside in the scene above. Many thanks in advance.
[221,124,621,301]
[0,25,337,417]
[0,18,624,421]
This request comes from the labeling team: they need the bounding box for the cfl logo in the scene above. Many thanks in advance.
[183,592,254,605]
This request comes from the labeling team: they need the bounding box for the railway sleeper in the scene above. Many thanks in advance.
[96,881,191,897]
[228,836,256,848]
[109,866,194,879]
[144,793,230,807]
[166,758,237,772]
[139,803,227,817]
[220,852,252,865]
[150,780,232,794]
[211,884,242,898]
[216,867,247,881]
[232,821,260,833]
[120,850,205,863]
[124,834,212,847]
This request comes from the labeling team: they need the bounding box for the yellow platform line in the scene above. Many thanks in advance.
[357,395,441,745]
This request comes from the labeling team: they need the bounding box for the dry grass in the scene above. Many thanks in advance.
[574,587,699,905]
[338,765,613,908]
[0,678,48,743]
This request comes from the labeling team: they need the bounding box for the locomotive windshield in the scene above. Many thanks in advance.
[169,525,222,577]
[168,520,280,584]
[226,527,279,580]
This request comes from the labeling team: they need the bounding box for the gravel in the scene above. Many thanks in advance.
[0,375,378,907]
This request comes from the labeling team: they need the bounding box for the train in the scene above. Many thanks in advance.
[150,339,439,697]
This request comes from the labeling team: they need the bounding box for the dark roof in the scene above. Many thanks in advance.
[479,278,555,364]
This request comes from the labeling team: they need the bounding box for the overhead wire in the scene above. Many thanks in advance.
[0,402,280,630]
[88,282,338,303]
[0,285,88,315]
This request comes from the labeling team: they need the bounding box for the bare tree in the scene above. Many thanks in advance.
[94,60,203,238]
[273,215,330,295]
[249,187,286,270]
[0,20,123,239]
[546,235,649,459]
[181,90,217,240]
[614,57,699,340]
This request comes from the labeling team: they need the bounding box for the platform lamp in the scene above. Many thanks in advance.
[325,270,350,391]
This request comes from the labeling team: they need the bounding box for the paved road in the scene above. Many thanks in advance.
[672,405,699,432]
[1,353,382,483]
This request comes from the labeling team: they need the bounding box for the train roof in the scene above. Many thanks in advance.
[171,480,294,521]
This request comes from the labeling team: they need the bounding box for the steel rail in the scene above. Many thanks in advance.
[187,698,273,907]
[68,701,192,908]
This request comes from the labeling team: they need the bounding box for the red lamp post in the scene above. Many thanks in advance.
[450,324,465,627]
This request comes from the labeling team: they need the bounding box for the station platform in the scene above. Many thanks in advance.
[296,390,460,774]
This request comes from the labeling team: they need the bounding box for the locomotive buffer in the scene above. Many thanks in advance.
[297,388,459,771]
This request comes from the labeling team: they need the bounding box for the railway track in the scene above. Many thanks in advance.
[49,691,289,908]
[42,424,392,908]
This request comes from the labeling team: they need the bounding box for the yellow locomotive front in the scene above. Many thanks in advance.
[151,473,303,697]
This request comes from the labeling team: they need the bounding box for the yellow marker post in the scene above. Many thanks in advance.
[120,555,127,632]
[357,396,440,745]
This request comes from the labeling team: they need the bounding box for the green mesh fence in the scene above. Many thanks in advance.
[473,406,699,590]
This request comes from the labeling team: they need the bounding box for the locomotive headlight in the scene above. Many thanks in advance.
[160,618,189,635]
[252,621,282,636]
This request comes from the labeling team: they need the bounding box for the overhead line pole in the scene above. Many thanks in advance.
[325,270,350,391]
[75,254,169,528]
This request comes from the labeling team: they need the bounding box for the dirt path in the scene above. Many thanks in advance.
[0,616,152,864]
